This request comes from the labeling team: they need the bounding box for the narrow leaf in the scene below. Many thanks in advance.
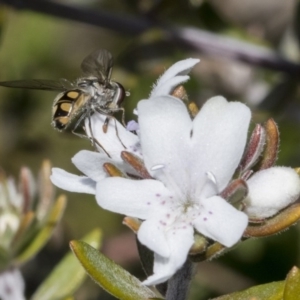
[11,212,35,248]
[283,266,300,300]
[15,195,67,264]
[239,124,266,174]
[36,160,55,220]
[31,228,102,300]
[70,240,158,300]
[255,119,279,170]
[244,203,300,238]
[103,163,127,178]
[121,151,152,179]
[213,280,284,300]
[220,179,248,205]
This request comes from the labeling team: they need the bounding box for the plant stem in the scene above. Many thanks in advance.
[165,259,195,300]
[1,0,300,74]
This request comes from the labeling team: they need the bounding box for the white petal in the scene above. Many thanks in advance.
[191,96,251,194]
[50,168,96,194]
[193,196,248,247]
[150,75,189,98]
[72,150,140,179]
[96,177,172,219]
[6,178,22,209]
[143,255,173,286]
[244,167,300,218]
[72,150,110,181]
[138,96,192,193]
[0,268,25,300]
[138,218,170,257]
[138,206,181,257]
[143,223,194,285]
[0,213,20,236]
[85,113,141,157]
[150,58,200,98]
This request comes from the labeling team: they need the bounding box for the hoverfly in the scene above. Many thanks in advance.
[0,49,127,148]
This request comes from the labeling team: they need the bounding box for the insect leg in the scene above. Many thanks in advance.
[94,108,126,149]
[119,107,126,127]
[71,112,90,140]
[82,114,111,157]
[102,117,110,133]
[112,115,127,149]
[109,107,126,148]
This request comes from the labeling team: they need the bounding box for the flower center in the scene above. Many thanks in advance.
[182,199,195,213]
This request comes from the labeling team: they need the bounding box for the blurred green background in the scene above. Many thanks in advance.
[0,0,300,299]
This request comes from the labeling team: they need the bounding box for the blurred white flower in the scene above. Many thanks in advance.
[0,168,36,250]
[0,161,65,300]
[0,268,25,300]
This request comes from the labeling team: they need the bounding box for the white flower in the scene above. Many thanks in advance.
[0,268,25,300]
[50,58,300,286]
[96,95,250,285]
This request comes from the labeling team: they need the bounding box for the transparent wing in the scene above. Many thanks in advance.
[0,79,71,91]
[81,49,114,83]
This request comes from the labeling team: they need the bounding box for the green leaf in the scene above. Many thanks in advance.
[15,195,67,265]
[70,240,159,300]
[213,280,285,300]
[11,212,35,248]
[283,266,300,300]
[30,228,102,300]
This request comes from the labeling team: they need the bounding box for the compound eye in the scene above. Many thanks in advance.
[78,80,88,87]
